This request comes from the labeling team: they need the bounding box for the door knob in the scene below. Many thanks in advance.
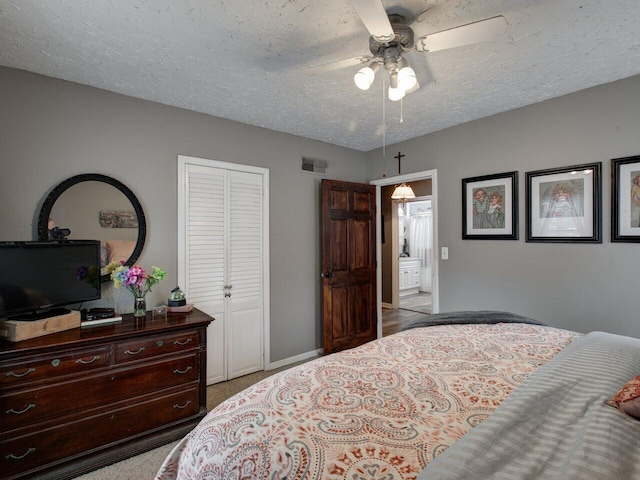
[321,271,333,279]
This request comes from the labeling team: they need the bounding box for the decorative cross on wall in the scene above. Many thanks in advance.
[394,151,405,175]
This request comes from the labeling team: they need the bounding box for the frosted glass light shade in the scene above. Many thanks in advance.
[354,65,376,90]
[397,65,417,91]
[388,85,406,101]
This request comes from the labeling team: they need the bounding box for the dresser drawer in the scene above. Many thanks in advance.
[0,386,200,479]
[115,330,199,363]
[1,353,199,433]
[0,346,111,386]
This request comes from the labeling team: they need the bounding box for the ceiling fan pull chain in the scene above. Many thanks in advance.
[382,73,386,160]
[400,98,404,123]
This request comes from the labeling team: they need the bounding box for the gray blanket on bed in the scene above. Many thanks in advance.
[418,331,640,479]
[400,310,545,331]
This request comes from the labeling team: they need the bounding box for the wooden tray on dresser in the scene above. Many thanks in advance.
[0,309,213,480]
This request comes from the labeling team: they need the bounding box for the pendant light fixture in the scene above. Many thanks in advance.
[390,151,416,203]
[391,183,416,203]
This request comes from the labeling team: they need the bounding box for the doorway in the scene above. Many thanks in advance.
[398,198,432,315]
[371,170,438,338]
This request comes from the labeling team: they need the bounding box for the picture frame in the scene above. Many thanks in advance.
[611,155,640,242]
[525,162,601,243]
[99,210,139,228]
[462,171,518,240]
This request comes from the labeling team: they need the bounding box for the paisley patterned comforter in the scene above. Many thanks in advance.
[156,323,578,480]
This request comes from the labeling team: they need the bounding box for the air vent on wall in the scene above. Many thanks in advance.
[301,157,328,175]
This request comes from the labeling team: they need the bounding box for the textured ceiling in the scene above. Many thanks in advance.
[1,0,639,152]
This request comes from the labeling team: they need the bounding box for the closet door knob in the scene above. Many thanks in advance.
[321,271,333,279]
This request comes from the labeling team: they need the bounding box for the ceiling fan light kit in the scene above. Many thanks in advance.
[347,1,507,102]
[352,14,418,102]
[353,50,415,101]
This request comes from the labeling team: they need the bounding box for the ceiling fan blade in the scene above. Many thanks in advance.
[305,55,372,75]
[416,15,506,53]
[349,0,395,42]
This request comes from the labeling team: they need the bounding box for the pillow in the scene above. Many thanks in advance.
[105,240,136,265]
[607,375,640,419]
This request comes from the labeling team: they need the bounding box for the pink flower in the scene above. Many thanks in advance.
[126,266,147,286]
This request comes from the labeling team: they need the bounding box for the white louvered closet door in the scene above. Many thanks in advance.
[227,170,264,379]
[179,157,267,385]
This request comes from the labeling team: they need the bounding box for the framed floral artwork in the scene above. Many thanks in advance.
[462,171,518,240]
[526,162,601,243]
[612,155,640,242]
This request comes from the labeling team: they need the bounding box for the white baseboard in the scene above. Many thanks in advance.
[266,348,322,371]
[382,302,393,309]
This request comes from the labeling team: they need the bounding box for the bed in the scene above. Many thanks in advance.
[155,311,640,480]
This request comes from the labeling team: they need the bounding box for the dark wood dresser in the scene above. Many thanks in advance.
[0,309,213,480]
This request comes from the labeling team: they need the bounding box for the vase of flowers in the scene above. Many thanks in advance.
[132,296,147,317]
[107,263,166,317]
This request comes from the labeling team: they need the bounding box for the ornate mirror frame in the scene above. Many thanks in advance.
[37,173,147,282]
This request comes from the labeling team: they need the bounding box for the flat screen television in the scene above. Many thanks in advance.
[0,240,101,320]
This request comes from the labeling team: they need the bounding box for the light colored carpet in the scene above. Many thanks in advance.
[73,358,316,480]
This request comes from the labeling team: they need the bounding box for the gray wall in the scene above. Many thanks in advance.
[0,66,367,362]
[366,74,640,338]
[4,64,639,359]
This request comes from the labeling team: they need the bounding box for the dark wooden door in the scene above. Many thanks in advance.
[321,179,377,354]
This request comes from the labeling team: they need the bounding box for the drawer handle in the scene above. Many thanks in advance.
[76,356,100,365]
[173,400,192,410]
[124,347,145,356]
[174,338,192,346]
[6,403,36,415]
[6,448,36,460]
[156,340,164,347]
[173,366,193,375]
[5,368,36,378]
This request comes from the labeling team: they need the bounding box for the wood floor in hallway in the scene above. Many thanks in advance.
[382,292,432,336]
[382,307,431,336]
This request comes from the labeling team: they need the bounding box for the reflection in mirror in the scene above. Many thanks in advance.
[38,174,146,282]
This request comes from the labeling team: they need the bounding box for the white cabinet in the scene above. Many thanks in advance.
[399,258,421,297]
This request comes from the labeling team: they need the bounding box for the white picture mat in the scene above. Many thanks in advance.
[530,170,594,237]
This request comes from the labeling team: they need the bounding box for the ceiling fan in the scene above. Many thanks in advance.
[309,0,507,101]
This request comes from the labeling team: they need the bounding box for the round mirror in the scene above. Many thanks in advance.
[37,174,147,282]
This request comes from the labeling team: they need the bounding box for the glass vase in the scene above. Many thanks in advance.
[133,296,147,317]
